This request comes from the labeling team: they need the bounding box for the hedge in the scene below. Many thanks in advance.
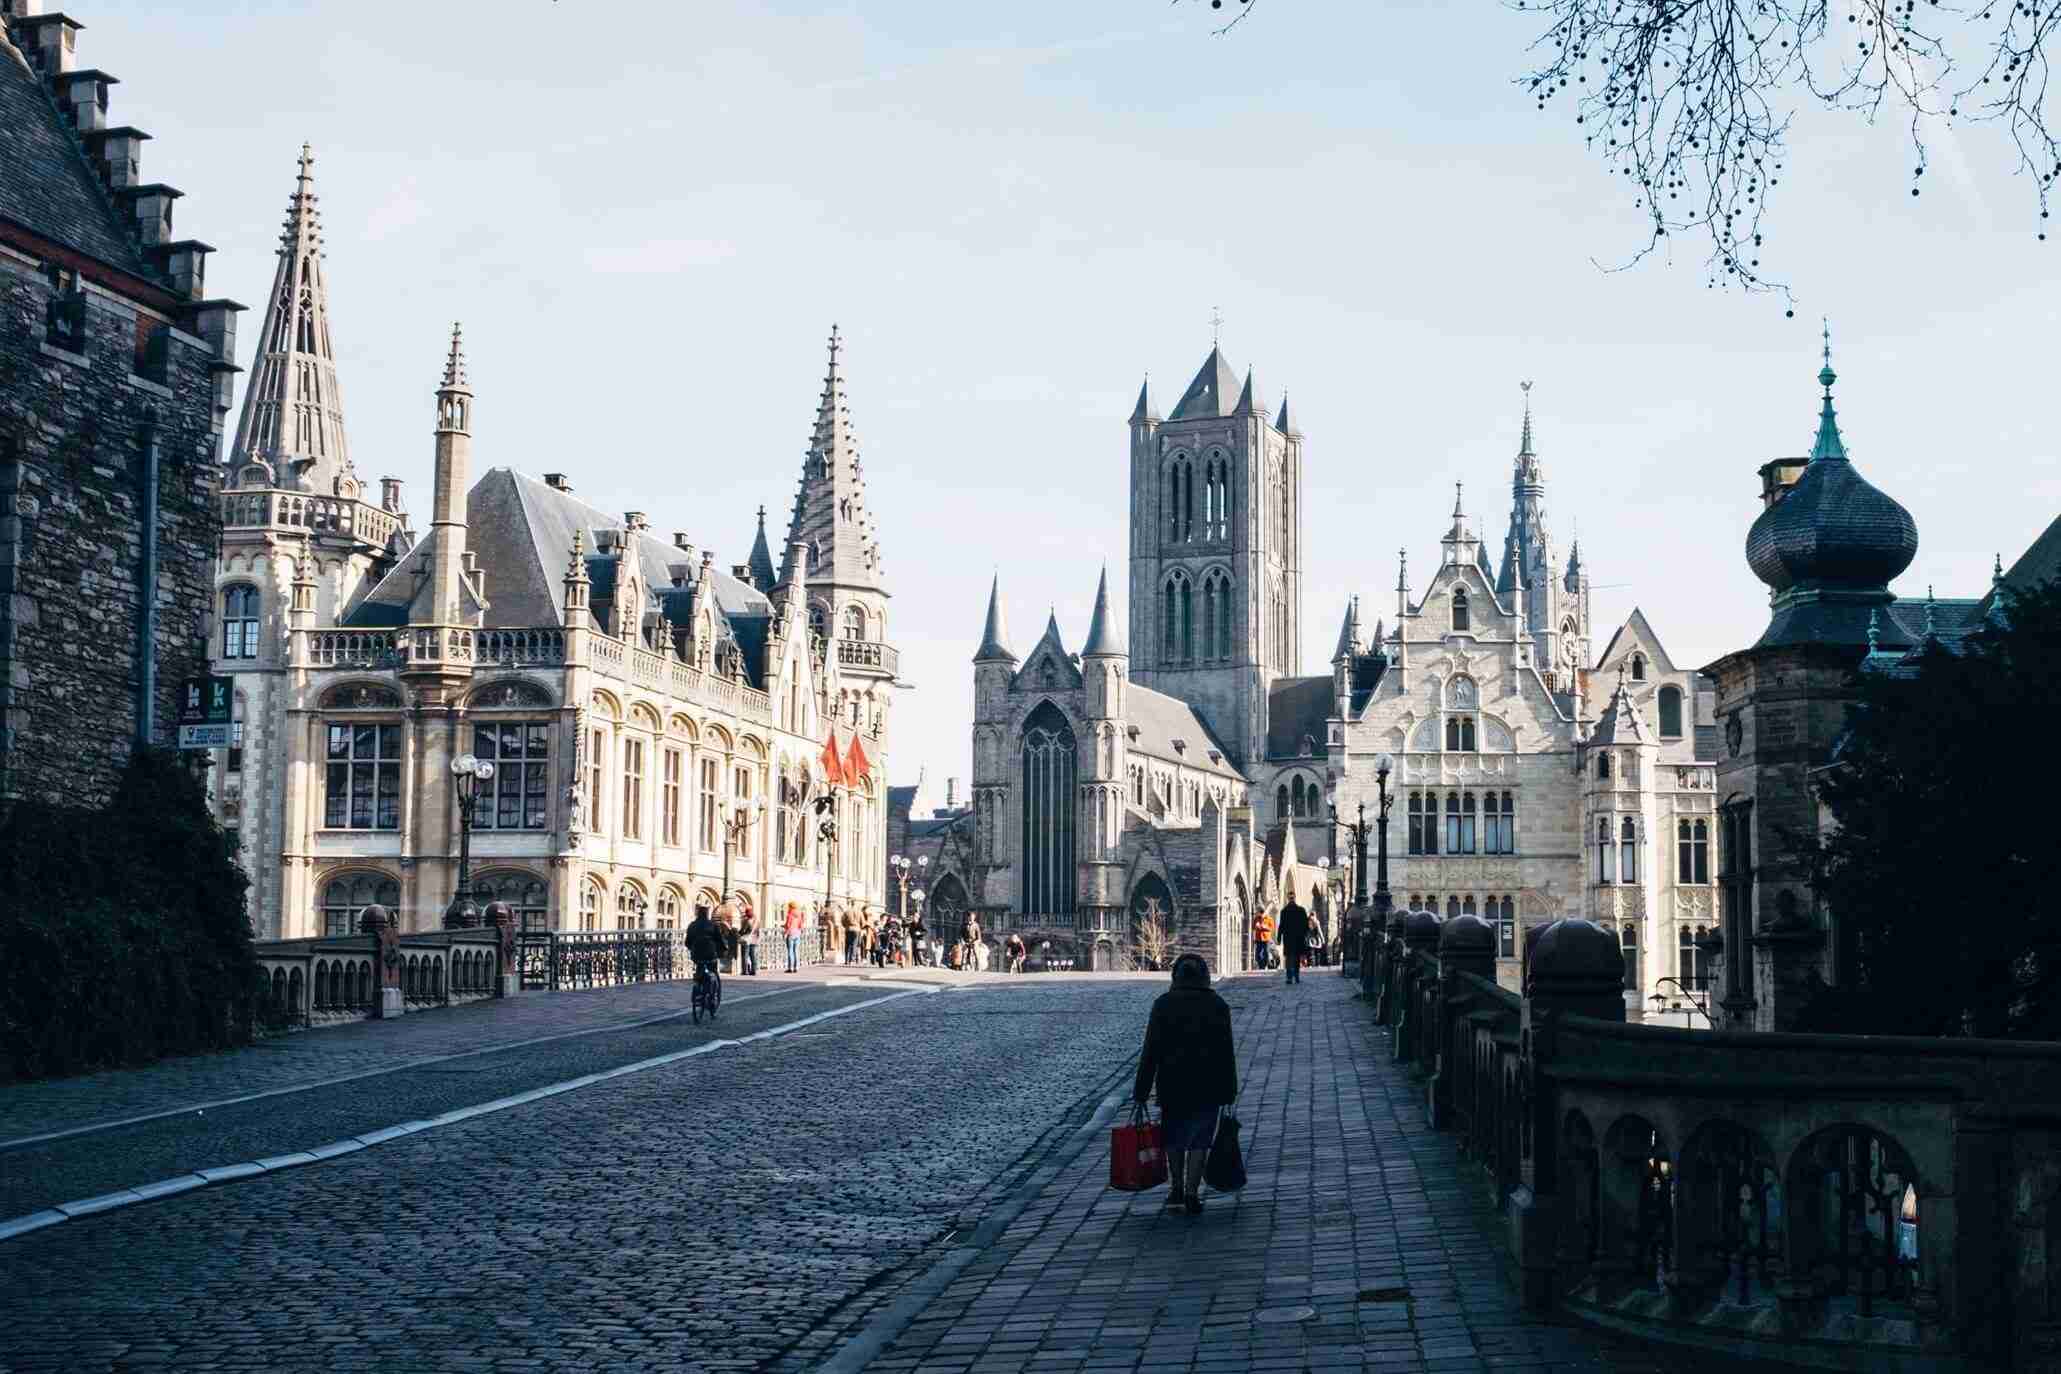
[0,747,258,1079]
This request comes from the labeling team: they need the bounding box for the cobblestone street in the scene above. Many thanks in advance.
[1,970,1714,1373]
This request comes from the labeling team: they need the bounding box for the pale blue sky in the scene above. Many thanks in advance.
[83,0,2058,789]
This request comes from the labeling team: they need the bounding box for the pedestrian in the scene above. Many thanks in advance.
[841,904,860,966]
[784,902,805,973]
[739,906,759,977]
[1253,908,1275,971]
[1005,932,1026,974]
[1132,953,1237,1216]
[964,915,983,972]
[882,910,904,968]
[1278,889,1310,986]
[909,907,928,966]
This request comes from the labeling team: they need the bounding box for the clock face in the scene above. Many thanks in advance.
[1725,714,1743,758]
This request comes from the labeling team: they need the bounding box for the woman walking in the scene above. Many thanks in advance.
[1132,953,1237,1215]
[784,902,805,973]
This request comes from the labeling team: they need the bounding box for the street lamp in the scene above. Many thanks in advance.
[447,752,496,926]
[890,853,930,918]
[1371,752,1395,925]
[720,793,767,916]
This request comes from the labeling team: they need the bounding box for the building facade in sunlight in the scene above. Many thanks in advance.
[954,347,1721,1001]
[211,155,893,935]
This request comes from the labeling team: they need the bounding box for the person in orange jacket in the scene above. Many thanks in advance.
[1253,909,1277,971]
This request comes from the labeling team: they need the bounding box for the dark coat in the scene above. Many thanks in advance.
[1133,985,1237,1116]
[1278,901,1311,952]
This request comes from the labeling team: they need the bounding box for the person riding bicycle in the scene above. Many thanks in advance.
[686,906,724,986]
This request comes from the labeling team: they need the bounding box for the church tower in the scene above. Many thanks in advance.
[1126,345,1303,768]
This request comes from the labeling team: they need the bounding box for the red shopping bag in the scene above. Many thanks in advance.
[1110,1116,1169,1192]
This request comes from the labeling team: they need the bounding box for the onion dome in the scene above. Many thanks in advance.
[1745,332,1917,597]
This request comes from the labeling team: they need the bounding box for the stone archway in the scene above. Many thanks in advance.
[1128,872,1175,971]
[1233,874,1252,973]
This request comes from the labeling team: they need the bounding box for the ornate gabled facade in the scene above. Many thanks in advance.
[964,349,1720,999]
[211,221,892,936]
[2,0,243,805]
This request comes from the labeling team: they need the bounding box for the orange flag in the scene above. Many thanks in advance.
[819,732,846,788]
[844,733,870,785]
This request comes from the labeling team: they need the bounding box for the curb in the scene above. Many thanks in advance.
[0,986,933,1247]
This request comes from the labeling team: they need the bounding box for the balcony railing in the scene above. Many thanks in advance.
[221,490,403,551]
[835,637,899,677]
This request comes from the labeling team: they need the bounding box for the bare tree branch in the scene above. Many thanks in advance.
[1174,0,2059,296]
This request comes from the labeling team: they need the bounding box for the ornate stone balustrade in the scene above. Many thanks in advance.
[221,490,403,550]
[307,629,401,669]
[835,637,899,678]
[1362,912,2061,1369]
[255,928,502,1027]
[475,628,565,667]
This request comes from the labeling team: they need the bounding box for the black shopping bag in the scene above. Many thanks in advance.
[1204,1110,1247,1192]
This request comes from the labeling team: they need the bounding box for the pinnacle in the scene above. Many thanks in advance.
[442,322,468,389]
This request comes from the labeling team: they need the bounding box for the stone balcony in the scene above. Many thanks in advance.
[835,636,899,679]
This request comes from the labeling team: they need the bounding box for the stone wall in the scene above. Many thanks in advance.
[0,251,227,807]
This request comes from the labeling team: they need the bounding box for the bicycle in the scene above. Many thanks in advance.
[691,963,723,1023]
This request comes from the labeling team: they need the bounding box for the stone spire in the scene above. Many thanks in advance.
[1497,381,1555,596]
[1129,375,1160,425]
[1331,595,1360,664]
[1082,565,1124,657]
[428,322,474,627]
[1233,366,1261,417]
[974,573,1016,663]
[777,324,884,591]
[747,504,776,590]
[230,144,353,495]
[1275,391,1299,436]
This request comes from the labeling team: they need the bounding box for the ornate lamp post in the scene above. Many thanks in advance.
[889,853,929,919]
[446,753,496,927]
[814,784,843,930]
[1371,751,1395,924]
[720,794,767,914]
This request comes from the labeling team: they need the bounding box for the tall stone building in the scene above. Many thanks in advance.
[961,346,1721,1000]
[1,0,241,806]
[209,163,893,935]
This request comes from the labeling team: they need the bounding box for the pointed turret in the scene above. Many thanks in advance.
[428,322,474,627]
[230,144,353,495]
[1331,595,1360,664]
[974,574,1016,663]
[1808,320,1848,463]
[1275,391,1299,436]
[1233,366,1261,417]
[1440,481,1481,568]
[747,505,776,590]
[777,324,884,590]
[1082,566,1124,657]
[1564,540,1584,594]
[1129,375,1160,425]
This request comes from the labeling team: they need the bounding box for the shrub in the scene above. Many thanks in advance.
[0,746,256,1079]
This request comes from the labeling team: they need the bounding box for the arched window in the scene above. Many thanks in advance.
[1200,569,1233,661]
[580,880,603,931]
[1290,775,1307,818]
[221,584,261,659]
[808,605,828,643]
[1462,894,1477,915]
[1446,895,1461,919]
[1596,818,1613,883]
[1678,924,1711,989]
[616,882,647,929]
[1019,701,1077,918]
[474,870,548,931]
[1203,454,1231,541]
[842,605,866,640]
[1446,715,1477,752]
[1621,920,1640,991]
[1276,783,1290,817]
[655,888,681,930]
[1166,457,1194,542]
[320,871,398,937]
[1451,588,1470,633]
[1631,653,1647,681]
[1677,818,1709,884]
[1162,572,1194,664]
[1657,685,1683,738]
[1620,817,1639,883]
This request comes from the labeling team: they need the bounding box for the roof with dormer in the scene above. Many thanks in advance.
[1126,682,1242,778]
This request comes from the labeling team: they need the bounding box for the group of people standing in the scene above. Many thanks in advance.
[1253,898,1325,978]
[828,905,994,972]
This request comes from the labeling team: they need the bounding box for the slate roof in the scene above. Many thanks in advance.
[344,468,777,683]
[1167,346,1242,421]
[1127,683,1241,777]
[0,25,156,279]
[1978,511,2061,620]
[1265,675,1334,760]
[908,809,974,841]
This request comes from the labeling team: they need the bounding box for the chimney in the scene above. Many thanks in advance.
[543,473,572,493]
[667,562,692,588]
[379,477,404,513]
[55,69,113,133]
[15,12,80,74]
[731,562,754,584]
[84,126,149,189]
[945,777,958,808]
[624,511,649,535]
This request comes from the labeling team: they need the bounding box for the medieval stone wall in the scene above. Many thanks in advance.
[1,251,225,807]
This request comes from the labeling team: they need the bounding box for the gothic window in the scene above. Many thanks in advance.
[1277,467,1291,552]
[580,880,603,932]
[1678,818,1710,884]
[471,721,550,831]
[620,737,646,840]
[1631,653,1647,681]
[1445,715,1476,752]
[320,871,398,937]
[699,756,720,852]
[1200,569,1233,662]
[1446,895,1461,919]
[1408,792,1436,855]
[655,888,681,930]
[1679,924,1711,989]
[324,723,401,830]
[842,605,866,640]
[1462,894,1477,915]
[1658,685,1684,738]
[808,605,828,643]
[475,870,548,931]
[1451,588,1470,633]
[1163,571,1193,663]
[1019,702,1077,917]
[1621,921,1640,991]
[663,747,684,846]
[616,882,647,930]
[1276,783,1289,818]
[221,584,261,660]
[1166,457,1195,543]
[1203,453,1231,541]
[1597,817,1613,884]
[1290,776,1306,817]
[1620,817,1640,883]
[1486,790,1515,855]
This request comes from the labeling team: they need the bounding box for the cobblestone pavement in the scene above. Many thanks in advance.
[857,974,1755,1374]
[0,977,1165,1373]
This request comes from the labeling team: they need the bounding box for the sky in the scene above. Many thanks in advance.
[75,0,2061,795]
